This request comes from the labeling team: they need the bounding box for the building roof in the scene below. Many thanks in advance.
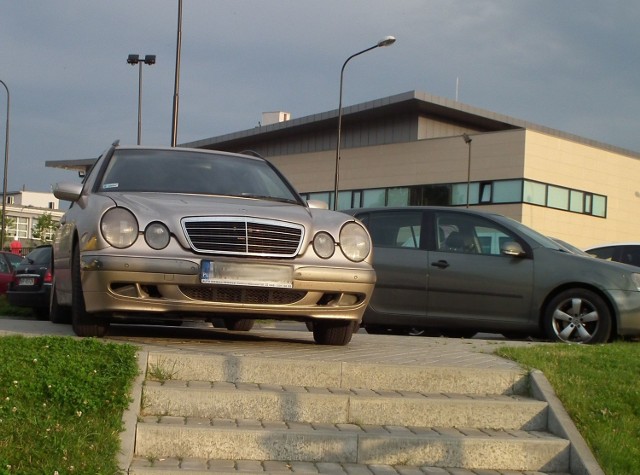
[182,90,640,159]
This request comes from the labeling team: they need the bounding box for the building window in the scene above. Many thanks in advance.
[523,181,546,205]
[16,217,29,239]
[493,180,522,203]
[6,196,14,205]
[303,179,606,217]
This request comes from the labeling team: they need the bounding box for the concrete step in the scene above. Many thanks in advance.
[128,456,572,474]
[142,380,549,430]
[134,417,570,472]
[146,351,529,395]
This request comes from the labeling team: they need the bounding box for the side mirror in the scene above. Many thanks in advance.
[307,199,329,210]
[53,182,83,202]
[501,241,526,257]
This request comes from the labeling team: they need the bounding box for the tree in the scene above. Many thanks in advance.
[32,213,59,242]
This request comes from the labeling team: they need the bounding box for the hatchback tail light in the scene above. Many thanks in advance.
[44,269,53,284]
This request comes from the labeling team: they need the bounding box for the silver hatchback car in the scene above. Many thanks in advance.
[51,142,376,345]
[347,206,640,343]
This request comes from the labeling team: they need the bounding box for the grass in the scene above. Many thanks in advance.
[0,293,637,473]
[0,334,139,475]
[497,342,640,475]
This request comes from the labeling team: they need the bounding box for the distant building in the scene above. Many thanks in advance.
[183,90,640,248]
[3,190,64,249]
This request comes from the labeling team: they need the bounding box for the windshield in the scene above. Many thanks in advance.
[98,149,301,203]
[492,214,566,250]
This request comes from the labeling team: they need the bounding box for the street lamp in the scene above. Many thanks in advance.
[333,36,396,210]
[0,79,9,251]
[462,133,472,208]
[127,54,156,145]
[171,0,183,147]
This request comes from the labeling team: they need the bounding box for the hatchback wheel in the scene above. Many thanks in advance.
[71,245,109,337]
[544,289,612,344]
[313,320,355,345]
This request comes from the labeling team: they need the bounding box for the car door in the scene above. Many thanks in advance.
[426,210,534,325]
[356,209,429,323]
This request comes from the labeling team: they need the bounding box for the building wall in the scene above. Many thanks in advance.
[270,127,639,249]
[520,130,640,247]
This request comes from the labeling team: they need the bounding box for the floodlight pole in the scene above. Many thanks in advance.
[127,54,156,145]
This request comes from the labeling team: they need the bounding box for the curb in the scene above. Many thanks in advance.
[529,369,604,475]
[119,350,148,473]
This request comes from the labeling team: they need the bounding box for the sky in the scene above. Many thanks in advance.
[1,1,639,193]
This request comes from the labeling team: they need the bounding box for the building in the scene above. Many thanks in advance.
[183,90,640,249]
[3,190,64,250]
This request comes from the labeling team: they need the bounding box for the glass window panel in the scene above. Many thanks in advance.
[362,188,386,208]
[451,184,467,205]
[387,188,409,206]
[547,186,569,210]
[592,195,606,217]
[336,191,351,210]
[493,180,522,203]
[479,183,492,203]
[569,190,584,213]
[523,181,546,205]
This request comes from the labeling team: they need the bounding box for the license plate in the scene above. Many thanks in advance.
[201,261,293,288]
[19,277,35,286]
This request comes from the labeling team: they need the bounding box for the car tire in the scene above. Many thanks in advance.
[313,320,355,345]
[224,318,254,331]
[71,245,109,338]
[49,277,72,324]
[543,288,612,344]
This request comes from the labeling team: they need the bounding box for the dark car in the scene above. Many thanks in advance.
[7,245,53,319]
[0,251,24,294]
[346,206,640,344]
[585,243,640,268]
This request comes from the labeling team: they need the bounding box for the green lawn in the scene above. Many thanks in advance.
[497,342,640,475]
[0,334,139,475]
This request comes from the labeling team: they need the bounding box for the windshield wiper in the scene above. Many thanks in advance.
[239,193,299,204]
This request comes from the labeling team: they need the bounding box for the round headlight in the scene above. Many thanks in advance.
[145,222,171,250]
[313,231,335,259]
[339,222,371,262]
[101,207,139,249]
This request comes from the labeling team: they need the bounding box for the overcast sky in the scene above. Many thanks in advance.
[1,1,639,192]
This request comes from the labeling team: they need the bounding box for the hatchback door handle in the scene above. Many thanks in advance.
[431,260,450,269]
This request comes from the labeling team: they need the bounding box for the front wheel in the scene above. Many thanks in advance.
[543,289,612,344]
[313,320,355,345]
[224,318,254,331]
[71,245,109,337]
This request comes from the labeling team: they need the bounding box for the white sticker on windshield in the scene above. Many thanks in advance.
[103,183,119,189]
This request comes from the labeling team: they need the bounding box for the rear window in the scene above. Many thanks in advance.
[23,247,51,266]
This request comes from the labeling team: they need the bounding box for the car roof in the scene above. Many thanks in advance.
[585,242,640,250]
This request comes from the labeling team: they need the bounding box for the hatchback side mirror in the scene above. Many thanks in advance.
[501,241,526,257]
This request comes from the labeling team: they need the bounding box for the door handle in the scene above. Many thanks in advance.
[431,260,450,269]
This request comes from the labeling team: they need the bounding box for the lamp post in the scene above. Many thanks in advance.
[462,133,472,208]
[333,36,396,210]
[0,79,9,251]
[127,54,156,145]
[171,0,183,147]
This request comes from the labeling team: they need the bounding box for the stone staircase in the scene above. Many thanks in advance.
[127,350,573,474]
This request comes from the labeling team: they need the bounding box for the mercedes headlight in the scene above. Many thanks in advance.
[145,222,171,250]
[313,231,335,259]
[101,207,139,248]
[339,222,371,262]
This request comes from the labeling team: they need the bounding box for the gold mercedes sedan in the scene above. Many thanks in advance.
[50,141,376,345]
